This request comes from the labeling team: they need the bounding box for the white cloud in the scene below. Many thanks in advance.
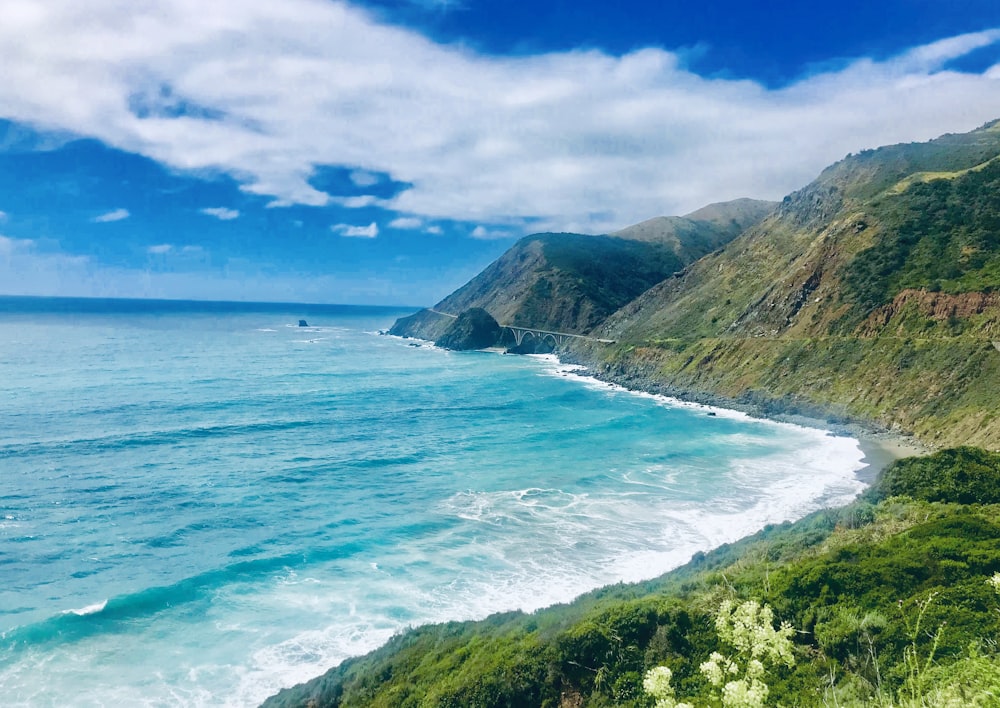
[332,221,379,238]
[147,243,173,254]
[92,208,130,223]
[0,236,94,296]
[470,225,513,240]
[0,234,33,256]
[330,195,383,209]
[425,225,443,235]
[389,216,422,229]
[0,211,8,222]
[200,207,240,220]
[349,170,379,187]
[0,2,999,233]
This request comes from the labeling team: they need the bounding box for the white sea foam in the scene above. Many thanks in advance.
[62,599,107,616]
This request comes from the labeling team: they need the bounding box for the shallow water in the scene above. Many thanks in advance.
[0,297,865,706]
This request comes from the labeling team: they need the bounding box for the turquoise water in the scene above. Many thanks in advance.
[0,298,865,706]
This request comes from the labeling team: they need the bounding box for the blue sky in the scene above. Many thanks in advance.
[1,1,1000,305]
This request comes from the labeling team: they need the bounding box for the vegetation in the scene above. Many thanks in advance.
[586,121,1000,449]
[876,446,1000,504]
[263,448,1000,707]
[842,157,1000,320]
[389,199,773,341]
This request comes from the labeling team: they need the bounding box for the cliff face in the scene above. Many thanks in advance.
[389,199,775,341]
[584,121,1000,449]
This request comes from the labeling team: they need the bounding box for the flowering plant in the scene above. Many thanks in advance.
[644,599,795,708]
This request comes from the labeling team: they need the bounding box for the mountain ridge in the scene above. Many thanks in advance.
[389,198,775,342]
[558,121,1000,449]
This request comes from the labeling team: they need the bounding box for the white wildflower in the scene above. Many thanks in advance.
[643,665,678,707]
[987,572,1000,594]
[722,677,769,708]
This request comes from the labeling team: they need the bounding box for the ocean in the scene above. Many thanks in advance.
[0,297,866,706]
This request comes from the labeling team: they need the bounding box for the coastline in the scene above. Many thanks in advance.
[554,346,931,486]
[385,333,930,489]
[262,337,935,706]
[854,433,929,484]
[385,333,932,485]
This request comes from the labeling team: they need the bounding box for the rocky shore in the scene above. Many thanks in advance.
[556,342,929,480]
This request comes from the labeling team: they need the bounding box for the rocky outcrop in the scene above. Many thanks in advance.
[858,289,1000,337]
[389,308,455,341]
[435,308,502,350]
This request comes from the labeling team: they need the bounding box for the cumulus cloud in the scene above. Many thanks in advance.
[332,221,379,238]
[200,207,240,220]
[92,208,130,223]
[1,1,999,233]
[425,225,443,235]
[389,216,423,229]
[147,243,173,254]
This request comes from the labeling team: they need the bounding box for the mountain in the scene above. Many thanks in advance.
[577,121,1000,449]
[388,199,776,343]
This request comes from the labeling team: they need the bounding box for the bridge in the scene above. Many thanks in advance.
[427,309,615,347]
[504,325,615,347]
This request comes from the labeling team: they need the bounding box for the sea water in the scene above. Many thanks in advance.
[0,297,866,707]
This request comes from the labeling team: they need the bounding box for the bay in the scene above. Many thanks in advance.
[0,297,864,706]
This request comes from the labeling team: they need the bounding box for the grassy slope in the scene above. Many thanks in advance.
[262,448,1000,707]
[589,121,1000,449]
[389,200,775,340]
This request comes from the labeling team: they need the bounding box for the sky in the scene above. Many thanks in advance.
[1,1,1000,305]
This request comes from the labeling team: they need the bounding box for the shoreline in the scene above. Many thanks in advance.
[553,347,931,485]
[381,332,932,484]
[853,433,930,484]
[263,334,936,705]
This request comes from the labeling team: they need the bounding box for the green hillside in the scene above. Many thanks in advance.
[389,200,775,342]
[262,448,1000,707]
[585,121,1000,449]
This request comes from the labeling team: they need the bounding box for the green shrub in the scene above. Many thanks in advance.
[877,447,1000,504]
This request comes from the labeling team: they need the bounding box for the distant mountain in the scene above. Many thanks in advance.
[389,199,775,342]
[587,120,1000,448]
[612,198,776,255]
